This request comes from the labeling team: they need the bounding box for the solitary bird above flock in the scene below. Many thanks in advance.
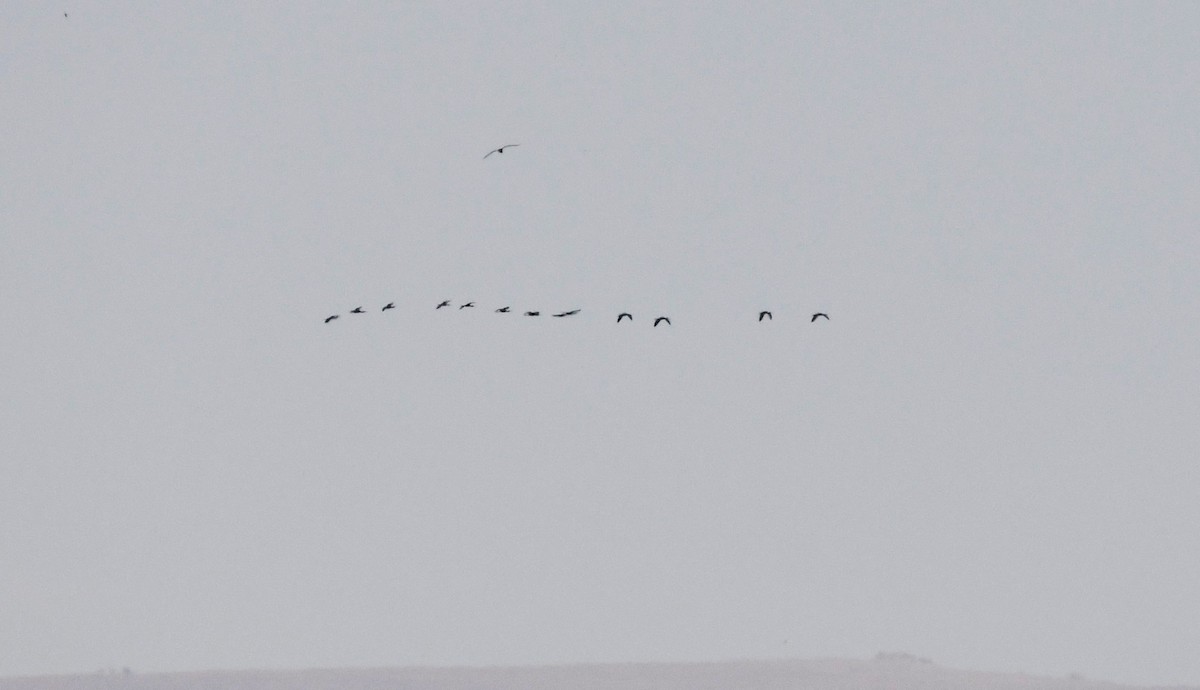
[483,144,520,159]
[759,311,772,321]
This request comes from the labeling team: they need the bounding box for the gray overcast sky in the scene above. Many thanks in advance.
[2,1,1199,685]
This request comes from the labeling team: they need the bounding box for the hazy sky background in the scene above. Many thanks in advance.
[3,1,1199,685]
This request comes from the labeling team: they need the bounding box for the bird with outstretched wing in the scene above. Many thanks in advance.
[483,144,520,159]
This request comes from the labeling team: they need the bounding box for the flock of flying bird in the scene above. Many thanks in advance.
[323,301,829,326]
[322,143,832,328]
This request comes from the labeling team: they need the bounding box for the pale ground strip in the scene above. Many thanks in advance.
[1,657,1196,690]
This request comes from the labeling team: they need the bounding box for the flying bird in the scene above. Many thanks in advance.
[436,300,451,309]
[495,306,511,313]
[324,315,339,323]
[811,313,829,322]
[553,309,580,317]
[483,144,519,159]
[759,311,772,321]
[654,316,671,327]
[525,311,540,316]
[350,307,365,314]
[382,302,395,311]
[617,313,632,323]
[459,302,475,309]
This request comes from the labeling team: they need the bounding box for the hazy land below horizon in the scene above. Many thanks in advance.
[3,657,1197,690]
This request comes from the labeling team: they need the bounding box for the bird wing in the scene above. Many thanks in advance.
[485,144,519,158]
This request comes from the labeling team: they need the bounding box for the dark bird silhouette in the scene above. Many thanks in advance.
[811,313,829,322]
[617,313,632,323]
[483,144,519,159]
[350,307,365,314]
[324,315,339,323]
[654,316,671,327]
[382,302,395,311]
[495,306,511,313]
[553,309,580,317]
[459,302,475,309]
[436,300,451,309]
[525,311,540,316]
[759,311,772,321]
